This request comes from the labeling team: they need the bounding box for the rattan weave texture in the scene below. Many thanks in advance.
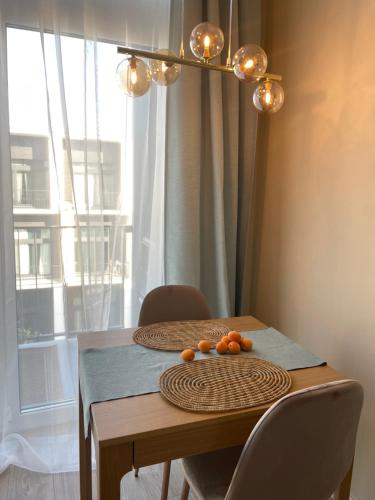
[133,320,230,351]
[159,356,292,412]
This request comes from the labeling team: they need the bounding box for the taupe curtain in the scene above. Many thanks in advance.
[165,0,260,316]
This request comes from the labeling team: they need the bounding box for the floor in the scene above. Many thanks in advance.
[0,460,197,500]
[0,462,348,500]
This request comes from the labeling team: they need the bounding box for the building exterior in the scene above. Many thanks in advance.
[11,133,131,411]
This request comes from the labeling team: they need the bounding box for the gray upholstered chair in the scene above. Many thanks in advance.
[136,285,212,500]
[180,379,363,500]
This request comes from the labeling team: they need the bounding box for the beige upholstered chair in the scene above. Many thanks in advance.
[138,284,212,326]
[136,285,212,500]
[180,379,363,500]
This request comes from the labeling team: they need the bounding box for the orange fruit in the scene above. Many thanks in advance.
[228,331,242,343]
[241,338,253,352]
[228,341,241,354]
[216,341,229,354]
[221,335,231,344]
[180,349,195,362]
[198,340,211,353]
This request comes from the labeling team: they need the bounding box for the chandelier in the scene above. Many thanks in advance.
[116,1,284,114]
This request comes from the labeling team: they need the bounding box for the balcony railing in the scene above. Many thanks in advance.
[14,224,132,290]
[15,224,133,344]
[13,190,122,211]
[13,189,50,209]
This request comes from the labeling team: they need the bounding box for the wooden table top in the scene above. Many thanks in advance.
[78,316,344,449]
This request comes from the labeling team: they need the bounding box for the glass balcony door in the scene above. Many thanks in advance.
[7,26,133,418]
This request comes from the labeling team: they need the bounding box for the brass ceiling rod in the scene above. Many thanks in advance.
[117,46,282,81]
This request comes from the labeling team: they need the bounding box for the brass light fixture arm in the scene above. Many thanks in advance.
[226,0,233,67]
[117,46,282,81]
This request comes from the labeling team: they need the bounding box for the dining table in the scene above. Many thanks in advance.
[78,315,353,500]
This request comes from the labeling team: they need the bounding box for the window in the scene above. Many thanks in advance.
[65,139,121,211]
[74,226,110,274]
[14,228,51,281]
[11,134,50,209]
[7,26,133,412]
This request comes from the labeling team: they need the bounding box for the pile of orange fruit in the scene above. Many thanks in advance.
[215,330,253,355]
[180,330,253,362]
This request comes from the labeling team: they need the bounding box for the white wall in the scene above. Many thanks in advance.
[254,1,375,498]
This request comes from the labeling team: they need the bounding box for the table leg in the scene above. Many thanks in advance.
[96,442,133,500]
[337,460,353,500]
[79,389,92,500]
[161,460,171,500]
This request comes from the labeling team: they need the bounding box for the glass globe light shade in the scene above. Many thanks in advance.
[116,56,151,97]
[150,49,181,86]
[233,44,268,82]
[190,22,224,61]
[253,80,284,113]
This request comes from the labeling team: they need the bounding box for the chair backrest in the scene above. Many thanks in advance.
[225,379,363,500]
[138,285,212,326]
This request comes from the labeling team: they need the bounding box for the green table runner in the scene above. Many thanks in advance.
[80,327,325,436]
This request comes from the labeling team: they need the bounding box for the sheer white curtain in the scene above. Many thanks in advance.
[0,0,170,473]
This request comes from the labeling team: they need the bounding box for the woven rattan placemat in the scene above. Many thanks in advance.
[159,356,292,412]
[133,320,230,351]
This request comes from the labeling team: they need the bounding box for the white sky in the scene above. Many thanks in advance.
[7,27,127,142]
